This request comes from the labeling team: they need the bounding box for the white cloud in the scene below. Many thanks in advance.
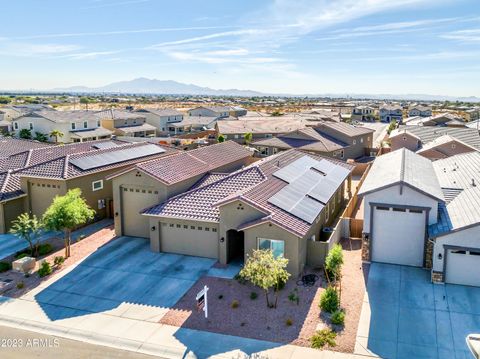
[441,29,480,42]
[0,42,81,57]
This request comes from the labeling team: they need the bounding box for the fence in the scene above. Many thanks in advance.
[307,217,348,268]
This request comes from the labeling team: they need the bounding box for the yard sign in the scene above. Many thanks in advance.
[196,285,209,319]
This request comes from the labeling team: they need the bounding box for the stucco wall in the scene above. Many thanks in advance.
[22,178,66,218]
[390,134,420,152]
[2,198,26,234]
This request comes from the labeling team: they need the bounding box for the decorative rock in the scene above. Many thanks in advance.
[12,257,36,274]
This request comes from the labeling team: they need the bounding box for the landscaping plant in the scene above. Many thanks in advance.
[239,249,290,308]
[16,281,24,289]
[43,189,95,258]
[310,329,337,349]
[285,318,293,326]
[325,244,344,284]
[331,309,346,326]
[231,300,239,309]
[10,213,44,257]
[37,243,53,256]
[53,256,65,267]
[38,261,52,278]
[0,262,11,273]
[288,288,300,305]
[319,286,340,313]
[250,291,258,300]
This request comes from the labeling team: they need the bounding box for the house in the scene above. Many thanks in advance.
[351,106,375,122]
[0,120,11,134]
[404,113,466,127]
[106,141,252,238]
[167,116,217,135]
[0,139,174,234]
[389,125,480,160]
[188,106,233,119]
[379,104,403,123]
[408,105,432,118]
[96,109,157,137]
[135,108,183,134]
[12,111,113,143]
[251,122,374,160]
[142,150,353,277]
[359,148,480,286]
[0,104,55,121]
[464,108,480,122]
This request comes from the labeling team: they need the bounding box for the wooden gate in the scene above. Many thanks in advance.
[349,218,363,238]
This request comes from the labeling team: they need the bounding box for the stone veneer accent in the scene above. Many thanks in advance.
[432,271,444,283]
[425,240,434,269]
[362,233,370,261]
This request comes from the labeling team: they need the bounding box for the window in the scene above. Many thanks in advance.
[361,138,364,143]
[258,238,285,258]
[272,148,278,155]
[191,225,195,230]
[376,206,390,211]
[212,228,217,232]
[393,208,406,212]
[265,134,273,138]
[71,123,76,130]
[452,143,456,149]
[470,251,480,256]
[234,134,239,139]
[451,250,466,254]
[340,150,344,159]
[353,139,357,145]
[409,209,423,214]
[13,122,18,130]
[170,223,175,228]
[205,227,210,231]
[92,180,103,191]
[28,123,34,130]
[183,225,188,229]
[83,121,88,129]
[97,120,101,127]
[176,224,181,228]
[198,226,203,231]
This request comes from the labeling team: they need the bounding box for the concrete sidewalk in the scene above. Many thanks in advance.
[0,294,371,359]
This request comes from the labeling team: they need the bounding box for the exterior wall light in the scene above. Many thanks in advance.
[438,253,443,260]
[115,212,119,217]
[220,237,225,243]
[151,226,156,231]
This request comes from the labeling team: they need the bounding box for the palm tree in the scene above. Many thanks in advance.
[49,130,64,143]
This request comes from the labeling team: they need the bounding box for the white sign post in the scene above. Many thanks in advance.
[196,285,209,319]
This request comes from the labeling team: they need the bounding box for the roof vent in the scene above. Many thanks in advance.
[473,178,476,187]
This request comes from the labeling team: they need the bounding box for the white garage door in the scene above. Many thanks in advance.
[121,187,159,238]
[160,222,218,259]
[445,249,480,287]
[372,206,426,267]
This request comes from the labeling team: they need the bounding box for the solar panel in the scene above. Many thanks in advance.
[272,155,319,183]
[290,196,325,224]
[327,166,351,182]
[308,177,339,204]
[92,142,118,150]
[312,159,337,175]
[70,144,165,171]
[268,185,303,211]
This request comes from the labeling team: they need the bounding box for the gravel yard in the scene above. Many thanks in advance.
[161,237,367,352]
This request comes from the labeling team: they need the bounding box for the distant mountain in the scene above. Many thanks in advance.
[53,78,264,97]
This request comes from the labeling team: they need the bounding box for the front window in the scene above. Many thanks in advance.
[71,123,76,130]
[83,121,88,129]
[258,238,285,258]
[92,180,103,191]
[28,123,34,130]
[13,122,18,130]
[97,120,101,127]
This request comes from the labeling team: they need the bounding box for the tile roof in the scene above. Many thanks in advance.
[315,121,375,137]
[70,127,113,138]
[138,108,183,117]
[95,109,145,120]
[0,137,51,159]
[189,173,230,190]
[27,110,100,123]
[416,135,478,154]
[216,118,310,135]
[115,123,157,133]
[391,126,480,149]
[170,116,217,128]
[359,148,444,202]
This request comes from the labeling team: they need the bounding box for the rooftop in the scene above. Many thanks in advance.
[216,118,310,135]
[390,126,480,149]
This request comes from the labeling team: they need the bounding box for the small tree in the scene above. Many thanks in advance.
[43,189,95,258]
[19,129,32,139]
[244,132,253,145]
[80,97,90,110]
[239,249,290,308]
[217,134,225,143]
[49,130,64,143]
[325,244,344,284]
[10,213,43,257]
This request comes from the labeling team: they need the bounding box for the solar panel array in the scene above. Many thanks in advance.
[268,156,350,223]
[70,144,165,171]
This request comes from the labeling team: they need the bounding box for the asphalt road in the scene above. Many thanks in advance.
[0,325,160,359]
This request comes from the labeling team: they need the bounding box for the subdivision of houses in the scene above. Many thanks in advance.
[0,104,55,121]
[187,106,246,119]
[141,149,353,277]
[251,122,374,160]
[359,148,480,287]
[389,125,480,160]
[379,104,403,123]
[408,105,432,118]
[403,113,466,127]
[96,109,157,138]
[0,138,175,234]
[12,111,113,143]
[167,116,217,135]
[134,108,184,135]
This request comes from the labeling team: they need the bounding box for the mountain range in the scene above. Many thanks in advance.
[20,77,480,102]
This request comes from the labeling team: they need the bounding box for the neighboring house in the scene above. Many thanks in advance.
[135,108,184,134]
[464,108,480,122]
[351,106,375,122]
[404,113,466,127]
[251,122,374,160]
[167,116,217,135]
[359,148,480,287]
[0,120,11,134]
[0,140,175,234]
[0,104,55,121]
[97,109,156,137]
[142,150,353,277]
[12,111,112,143]
[188,106,232,119]
[389,126,480,160]
[408,105,432,118]
[107,141,252,239]
[379,104,403,123]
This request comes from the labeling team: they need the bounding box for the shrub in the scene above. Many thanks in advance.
[231,300,239,309]
[0,262,11,273]
[285,318,293,326]
[325,244,344,282]
[331,309,345,326]
[250,292,258,300]
[15,252,29,260]
[16,281,24,289]
[37,243,53,256]
[319,286,339,313]
[234,274,247,285]
[217,294,224,300]
[275,277,287,291]
[288,288,300,305]
[38,261,52,278]
[310,329,337,349]
[54,256,65,266]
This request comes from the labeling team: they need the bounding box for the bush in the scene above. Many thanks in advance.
[325,244,344,282]
[285,318,293,326]
[38,243,53,256]
[16,281,24,289]
[54,256,65,266]
[331,309,345,326]
[310,329,337,349]
[250,292,258,300]
[38,261,52,278]
[217,294,224,300]
[231,300,239,309]
[319,286,339,313]
[0,262,11,273]
[288,288,299,305]
[275,277,286,291]
[15,253,29,260]
[234,274,247,285]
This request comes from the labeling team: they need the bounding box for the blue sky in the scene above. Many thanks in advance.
[1,0,479,96]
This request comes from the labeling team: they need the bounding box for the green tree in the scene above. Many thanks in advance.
[244,132,253,145]
[79,97,91,110]
[325,244,344,284]
[271,110,283,117]
[217,134,225,143]
[49,129,64,143]
[19,129,32,139]
[0,97,11,104]
[34,132,48,142]
[10,213,44,257]
[239,249,290,308]
[43,189,95,258]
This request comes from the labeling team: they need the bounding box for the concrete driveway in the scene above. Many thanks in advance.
[356,263,480,359]
[34,236,216,321]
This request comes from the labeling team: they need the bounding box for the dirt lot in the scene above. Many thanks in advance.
[161,237,367,352]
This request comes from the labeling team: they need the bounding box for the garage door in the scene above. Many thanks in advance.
[371,205,426,267]
[121,187,159,238]
[159,222,218,259]
[445,249,480,286]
